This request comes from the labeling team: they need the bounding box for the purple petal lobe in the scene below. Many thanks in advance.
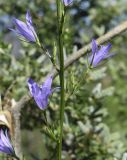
[63,0,73,6]
[41,76,53,91]
[10,11,37,42]
[27,76,53,110]
[27,78,40,97]
[104,53,115,59]
[0,128,15,156]
[92,39,98,55]
[26,10,32,26]
[99,43,112,56]
[89,40,114,67]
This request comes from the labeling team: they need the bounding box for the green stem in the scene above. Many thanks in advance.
[58,34,64,160]
[38,41,60,72]
[56,0,65,160]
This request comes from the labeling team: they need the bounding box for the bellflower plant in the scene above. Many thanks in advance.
[89,39,114,67]
[63,0,73,6]
[0,128,15,156]
[10,10,38,43]
[5,1,118,159]
[27,76,53,110]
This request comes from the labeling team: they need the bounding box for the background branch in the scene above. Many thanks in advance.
[52,20,127,77]
[13,20,127,110]
[9,21,127,159]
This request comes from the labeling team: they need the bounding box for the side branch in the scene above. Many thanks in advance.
[12,95,30,112]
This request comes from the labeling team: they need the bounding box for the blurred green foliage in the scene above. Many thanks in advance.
[0,0,127,159]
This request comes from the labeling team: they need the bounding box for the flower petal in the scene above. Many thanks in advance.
[27,77,53,110]
[27,78,40,97]
[63,0,73,6]
[104,53,115,59]
[41,76,53,91]
[89,40,114,67]
[26,10,33,26]
[92,39,98,55]
[0,129,15,155]
[26,11,37,40]
[35,94,48,110]
[12,18,36,42]
[99,43,112,56]
[1,130,13,150]
[13,18,29,33]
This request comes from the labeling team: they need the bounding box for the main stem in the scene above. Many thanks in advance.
[56,0,65,160]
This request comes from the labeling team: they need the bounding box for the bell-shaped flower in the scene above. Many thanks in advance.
[0,128,15,156]
[10,10,37,43]
[27,76,53,110]
[63,0,73,6]
[89,39,114,67]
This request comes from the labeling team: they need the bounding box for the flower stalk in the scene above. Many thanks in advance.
[37,40,60,72]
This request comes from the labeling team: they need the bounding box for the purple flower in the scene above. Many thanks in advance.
[0,128,15,156]
[27,76,53,110]
[89,39,114,67]
[63,0,73,6]
[10,10,37,43]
